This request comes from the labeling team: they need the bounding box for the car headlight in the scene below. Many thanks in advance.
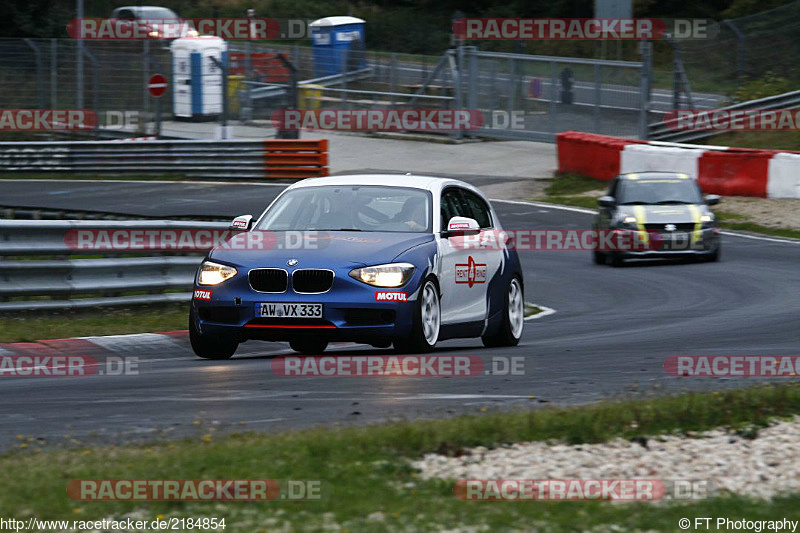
[198,261,237,286]
[700,214,714,224]
[349,263,415,288]
[148,30,160,38]
[618,215,638,229]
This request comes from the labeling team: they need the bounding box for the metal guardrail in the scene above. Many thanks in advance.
[0,219,227,311]
[0,139,329,179]
[648,89,800,142]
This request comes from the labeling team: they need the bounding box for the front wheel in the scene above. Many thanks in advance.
[189,310,238,360]
[394,278,440,353]
[482,276,524,347]
[593,250,606,265]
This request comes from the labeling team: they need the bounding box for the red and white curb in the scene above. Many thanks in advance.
[0,332,357,359]
[0,331,191,358]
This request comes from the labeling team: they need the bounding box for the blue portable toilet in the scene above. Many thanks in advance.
[310,16,366,77]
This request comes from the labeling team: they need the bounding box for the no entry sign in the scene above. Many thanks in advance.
[148,74,167,98]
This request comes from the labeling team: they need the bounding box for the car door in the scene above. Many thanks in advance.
[437,187,491,326]
[460,188,503,301]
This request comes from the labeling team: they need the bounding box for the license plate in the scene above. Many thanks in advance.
[256,303,322,318]
[661,232,689,250]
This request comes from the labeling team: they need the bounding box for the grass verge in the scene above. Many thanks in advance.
[3,384,800,529]
[0,303,190,343]
[706,131,800,152]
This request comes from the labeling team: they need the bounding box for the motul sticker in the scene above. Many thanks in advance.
[375,291,408,302]
[455,256,487,287]
[449,222,471,230]
[194,289,212,301]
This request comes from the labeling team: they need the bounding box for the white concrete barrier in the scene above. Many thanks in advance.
[620,144,705,180]
[767,153,800,199]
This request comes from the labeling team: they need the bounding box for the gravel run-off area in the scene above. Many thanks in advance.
[412,416,800,502]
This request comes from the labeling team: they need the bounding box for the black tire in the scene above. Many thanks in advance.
[609,252,625,268]
[707,244,721,262]
[189,310,238,360]
[289,338,329,355]
[593,250,606,265]
[393,277,440,353]
[482,276,524,348]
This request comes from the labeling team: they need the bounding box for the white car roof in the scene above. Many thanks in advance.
[288,174,482,195]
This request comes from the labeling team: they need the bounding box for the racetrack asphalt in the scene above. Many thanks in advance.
[1,179,798,449]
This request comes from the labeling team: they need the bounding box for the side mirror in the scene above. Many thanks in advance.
[705,194,721,206]
[443,216,480,237]
[598,196,616,208]
[230,214,253,231]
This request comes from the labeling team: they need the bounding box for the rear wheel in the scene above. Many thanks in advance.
[394,278,440,353]
[482,276,524,347]
[289,338,329,355]
[609,252,625,268]
[593,250,606,265]
[189,310,238,360]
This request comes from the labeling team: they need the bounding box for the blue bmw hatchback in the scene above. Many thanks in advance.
[190,174,525,358]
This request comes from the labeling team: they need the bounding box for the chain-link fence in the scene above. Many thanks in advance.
[650,0,800,104]
[460,48,647,141]
[0,38,652,141]
[0,39,170,127]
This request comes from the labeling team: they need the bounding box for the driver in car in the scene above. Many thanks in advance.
[394,196,428,231]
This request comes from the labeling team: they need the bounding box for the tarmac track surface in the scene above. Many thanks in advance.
[0,179,798,448]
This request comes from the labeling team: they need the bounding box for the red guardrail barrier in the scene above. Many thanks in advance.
[264,139,328,179]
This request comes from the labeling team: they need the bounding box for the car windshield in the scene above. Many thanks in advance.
[255,185,433,233]
[617,178,702,205]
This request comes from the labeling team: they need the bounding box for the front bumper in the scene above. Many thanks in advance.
[613,227,720,258]
[191,272,419,343]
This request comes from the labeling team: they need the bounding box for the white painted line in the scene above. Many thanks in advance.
[718,230,800,245]
[491,198,596,215]
[241,418,286,424]
[391,394,532,400]
[525,303,557,321]
[491,198,800,245]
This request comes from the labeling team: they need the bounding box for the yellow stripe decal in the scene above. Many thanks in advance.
[688,205,702,246]
[633,205,648,245]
